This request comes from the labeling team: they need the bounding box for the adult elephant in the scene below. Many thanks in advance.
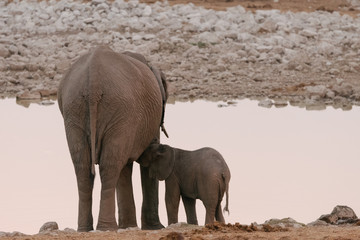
[58,46,168,231]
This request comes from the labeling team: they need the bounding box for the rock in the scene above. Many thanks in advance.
[0,45,10,58]
[25,64,39,72]
[8,45,18,55]
[260,18,278,32]
[16,91,42,100]
[264,218,305,228]
[92,0,106,5]
[40,100,55,106]
[9,63,26,71]
[318,205,358,224]
[166,222,192,229]
[329,68,340,75]
[258,99,273,108]
[252,74,264,82]
[39,221,59,232]
[117,226,140,232]
[9,231,26,237]
[274,100,288,108]
[197,32,220,44]
[142,5,152,16]
[332,83,354,97]
[63,228,76,233]
[305,85,328,98]
[39,89,53,97]
[307,220,328,226]
[300,29,318,38]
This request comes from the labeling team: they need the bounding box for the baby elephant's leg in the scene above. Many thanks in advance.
[165,179,181,225]
[182,196,198,225]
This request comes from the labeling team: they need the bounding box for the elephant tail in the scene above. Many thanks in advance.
[89,87,102,177]
[222,173,230,215]
[89,92,103,176]
[90,105,96,176]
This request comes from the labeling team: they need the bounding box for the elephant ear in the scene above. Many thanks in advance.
[122,51,148,65]
[151,144,175,181]
[137,143,159,167]
[150,67,168,101]
[122,51,168,101]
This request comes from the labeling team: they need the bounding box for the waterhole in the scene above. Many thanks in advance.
[0,98,359,234]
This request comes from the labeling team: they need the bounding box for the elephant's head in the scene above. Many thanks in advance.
[137,144,174,181]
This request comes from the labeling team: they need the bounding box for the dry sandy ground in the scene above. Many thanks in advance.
[2,222,360,240]
[1,0,360,239]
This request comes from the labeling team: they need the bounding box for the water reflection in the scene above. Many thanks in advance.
[0,98,359,234]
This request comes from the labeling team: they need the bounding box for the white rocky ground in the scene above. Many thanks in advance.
[0,0,359,109]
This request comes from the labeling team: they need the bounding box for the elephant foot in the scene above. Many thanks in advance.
[96,222,118,232]
[118,223,138,229]
[77,226,94,232]
[141,222,164,230]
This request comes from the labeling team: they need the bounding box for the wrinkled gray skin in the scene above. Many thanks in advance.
[137,144,230,225]
[58,46,168,231]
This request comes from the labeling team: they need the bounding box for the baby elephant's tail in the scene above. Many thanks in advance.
[222,173,230,215]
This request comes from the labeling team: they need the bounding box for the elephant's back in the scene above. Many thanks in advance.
[58,46,163,161]
[60,46,161,119]
[195,148,230,188]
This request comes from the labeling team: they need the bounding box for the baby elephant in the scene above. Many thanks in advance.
[137,143,230,225]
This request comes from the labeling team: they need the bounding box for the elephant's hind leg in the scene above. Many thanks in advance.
[96,139,129,231]
[182,196,198,225]
[117,162,137,229]
[65,125,94,232]
[215,202,225,223]
[204,201,217,225]
[97,162,122,231]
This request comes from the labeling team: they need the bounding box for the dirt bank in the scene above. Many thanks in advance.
[1,0,360,110]
[1,222,360,240]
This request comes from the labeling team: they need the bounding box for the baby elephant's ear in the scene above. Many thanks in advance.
[154,145,175,180]
[137,143,159,167]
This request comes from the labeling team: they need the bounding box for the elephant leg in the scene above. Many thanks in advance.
[165,179,181,225]
[65,125,94,232]
[215,202,225,223]
[204,203,216,225]
[75,166,95,232]
[140,165,164,229]
[117,162,137,229]
[182,196,198,225]
[97,161,122,231]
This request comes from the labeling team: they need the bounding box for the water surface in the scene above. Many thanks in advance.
[0,98,359,234]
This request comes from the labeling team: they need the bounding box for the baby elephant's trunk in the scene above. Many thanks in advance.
[222,173,230,215]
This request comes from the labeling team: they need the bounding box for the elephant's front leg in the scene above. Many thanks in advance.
[140,165,164,229]
[97,164,121,231]
[182,196,198,225]
[116,162,137,228]
[165,178,181,225]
